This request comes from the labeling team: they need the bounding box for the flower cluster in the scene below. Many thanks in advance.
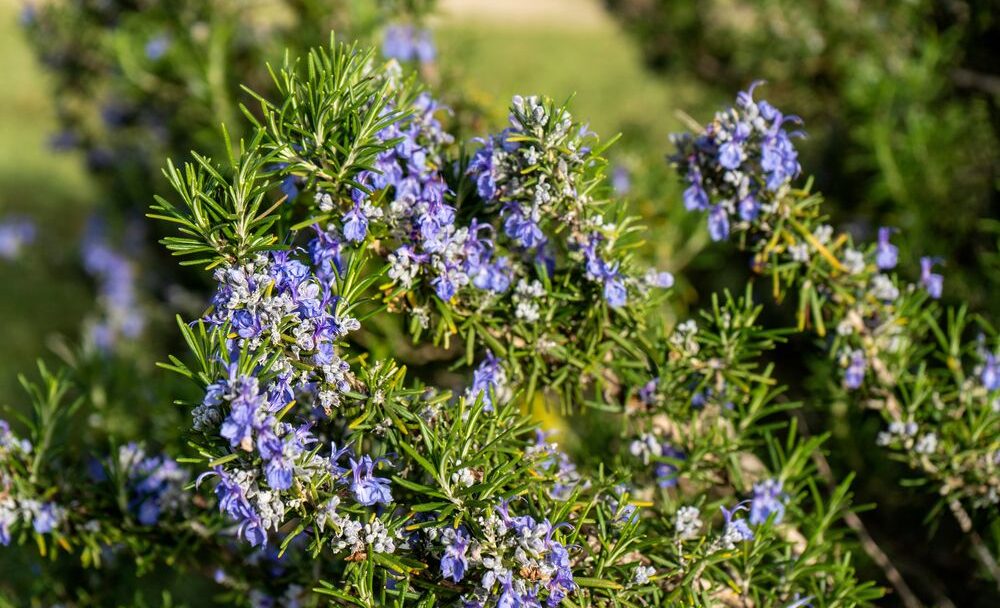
[430,501,576,608]
[351,94,512,303]
[116,443,189,526]
[81,220,145,351]
[527,431,587,500]
[467,96,673,308]
[194,249,394,546]
[630,433,685,488]
[465,350,511,411]
[381,24,435,64]
[0,420,64,545]
[671,81,803,240]
[668,82,1000,519]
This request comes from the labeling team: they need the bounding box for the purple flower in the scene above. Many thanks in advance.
[707,205,730,241]
[232,310,263,339]
[431,271,459,302]
[920,257,943,299]
[382,25,435,64]
[280,175,301,202]
[749,478,787,525]
[603,277,627,308]
[738,195,759,221]
[721,501,755,543]
[503,205,546,249]
[611,164,631,195]
[718,141,744,170]
[440,529,470,582]
[473,257,512,293]
[120,445,189,526]
[342,204,369,243]
[654,444,685,488]
[982,354,999,391]
[0,217,36,260]
[309,225,345,280]
[466,351,507,411]
[0,511,13,546]
[876,227,898,270]
[198,467,267,547]
[32,502,61,534]
[468,138,497,200]
[260,434,296,491]
[145,35,170,61]
[683,168,709,211]
[844,351,866,390]
[648,271,674,288]
[349,456,392,506]
[671,82,804,240]
[219,375,269,452]
[638,378,659,406]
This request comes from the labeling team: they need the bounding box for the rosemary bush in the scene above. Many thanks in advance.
[1,11,998,608]
[604,0,1000,309]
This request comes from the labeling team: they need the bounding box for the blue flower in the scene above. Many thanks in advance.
[382,25,436,64]
[721,501,755,544]
[749,478,787,525]
[603,277,628,308]
[466,351,507,411]
[920,257,943,299]
[611,164,631,195]
[638,378,659,406]
[120,444,189,526]
[440,528,470,582]
[648,270,674,288]
[342,204,368,243]
[431,272,458,302]
[32,502,61,534]
[145,35,170,61]
[232,310,263,339]
[655,444,685,488]
[308,225,345,280]
[982,354,999,391]
[718,140,744,170]
[876,227,898,270]
[503,204,546,249]
[738,195,760,221]
[219,375,269,452]
[0,217,36,260]
[349,456,392,506]
[785,595,814,608]
[198,467,267,547]
[0,511,13,546]
[844,351,866,390]
[259,434,297,491]
[280,175,301,202]
[707,205,730,241]
[473,257,512,293]
[671,82,804,241]
[682,169,709,211]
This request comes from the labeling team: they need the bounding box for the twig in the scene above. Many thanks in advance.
[947,499,1000,592]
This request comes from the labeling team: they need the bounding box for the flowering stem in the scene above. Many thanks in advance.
[787,216,846,273]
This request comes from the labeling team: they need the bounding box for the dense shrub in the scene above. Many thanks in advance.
[0,2,997,607]
[605,0,999,308]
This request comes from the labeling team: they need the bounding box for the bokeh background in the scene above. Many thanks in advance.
[0,0,997,605]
